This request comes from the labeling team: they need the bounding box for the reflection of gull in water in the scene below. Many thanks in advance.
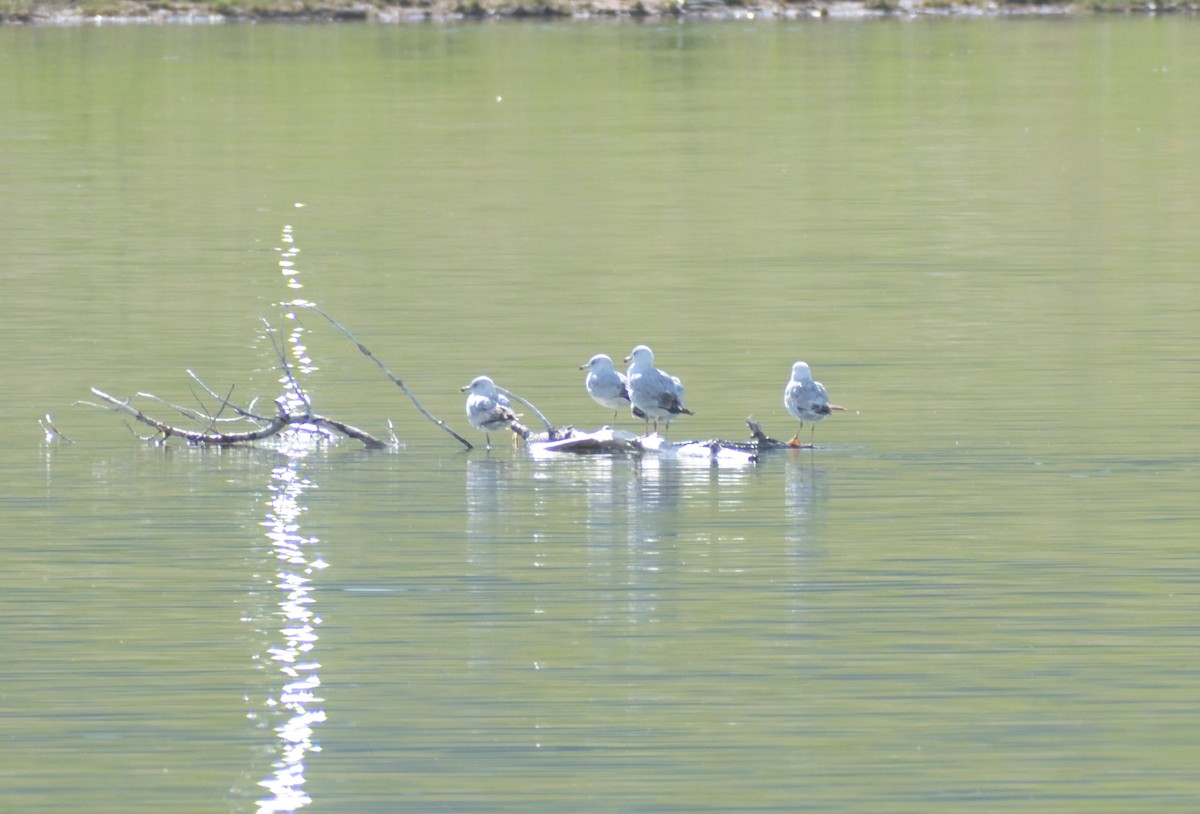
[465,456,515,570]
[580,354,642,425]
[783,455,829,562]
[461,376,522,449]
[624,345,693,438]
[783,361,843,447]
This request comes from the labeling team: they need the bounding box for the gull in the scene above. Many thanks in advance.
[579,353,640,425]
[784,361,844,447]
[461,375,523,449]
[624,344,693,438]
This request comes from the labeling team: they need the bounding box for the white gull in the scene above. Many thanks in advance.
[580,353,644,425]
[783,361,844,447]
[624,344,693,438]
[461,375,522,449]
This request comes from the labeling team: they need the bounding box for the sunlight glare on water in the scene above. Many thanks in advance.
[251,226,328,814]
[254,458,326,814]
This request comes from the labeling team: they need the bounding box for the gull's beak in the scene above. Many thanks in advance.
[578,363,588,370]
[829,404,848,412]
[460,384,471,393]
[623,355,631,363]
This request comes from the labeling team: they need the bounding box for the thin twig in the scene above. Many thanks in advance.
[122,418,165,446]
[134,390,255,426]
[182,376,222,433]
[384,419,402,449]
[186,370,272,422]
[295,301,474,450]
[186,379,236,433]
[262,317,312,418]
[495,386,552,430]
[91,388,289,445]
[310,415,387,450]
[39,413,75,444]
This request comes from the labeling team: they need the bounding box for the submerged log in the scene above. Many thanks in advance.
[527,427,642,456]
[525,418,808,465]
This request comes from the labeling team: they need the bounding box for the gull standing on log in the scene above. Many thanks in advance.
[784,361,844,447]
[624,344,693,438]
[579,354,634,425]
[461,375,524,449]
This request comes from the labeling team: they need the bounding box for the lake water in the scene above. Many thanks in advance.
[3,16,1199,814]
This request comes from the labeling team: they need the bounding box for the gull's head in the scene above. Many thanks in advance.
[790,361,812,382]
[581,354,614,372]
[624,344,653,365]
[461,375,495,395]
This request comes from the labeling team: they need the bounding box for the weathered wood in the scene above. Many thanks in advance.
[527,427,643,456]
[90,388,290,445]
[86,388,389,449]
[524,418,804,465]
[39,413,74,444]
[296,301,475,450]
[496,386,552,431]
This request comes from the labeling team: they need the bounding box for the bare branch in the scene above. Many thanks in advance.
[186,369,272,422]
[383,419,401,449]
[495,386,552,431]
[87,385,390,450]
[294,301,474,450]
[91,388,288,446]
[186,379,235,431]
[134,390,256,427]
[310,415,387,450]
[123,418,167,445]
[261,317,311,417]
[39,413,74,444]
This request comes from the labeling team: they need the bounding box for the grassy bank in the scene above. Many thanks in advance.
[1,0,1194,24]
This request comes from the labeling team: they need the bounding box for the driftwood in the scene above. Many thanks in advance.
[39,413,74,444]
[85,384,389,449]
[495,386,552,431]
[76,303,486,450]
[524,417,809,466]
[66,297,835,457]
[296,301,475,450]
[57,219,852,455]
[60,215,823,454]
[79,316,396,449]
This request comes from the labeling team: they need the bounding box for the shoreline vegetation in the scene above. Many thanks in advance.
[2,0,1197,24]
